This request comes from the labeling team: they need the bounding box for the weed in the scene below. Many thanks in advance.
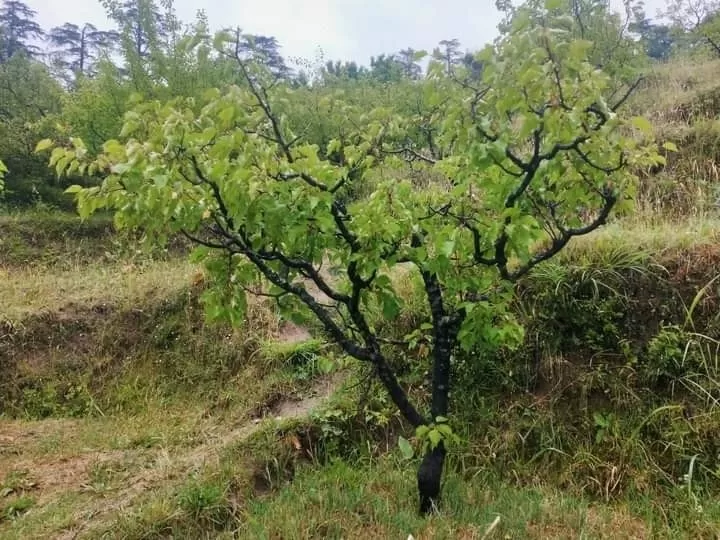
[0,497,34,522]
[176,476,232,527]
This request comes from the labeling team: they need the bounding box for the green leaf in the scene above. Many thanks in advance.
[415,425,430,439]
[49,147,65,167]
[631,116,653,136]
[380,291,401,320]
[219,106,235,125]
[662,141,678,152]
[398,436,414,459]
[427,429,443,449]
[35,139,54,153]
[440,240,455,258]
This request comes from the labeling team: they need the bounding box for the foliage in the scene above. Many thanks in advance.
[497,0,648,86]
[0,0,43,61]
[0,53,65,206]
[48,22,119,83]
[0,0,690,212]
[46,5,663,513]
[665,0,720,56]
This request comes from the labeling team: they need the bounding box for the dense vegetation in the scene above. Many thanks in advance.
[0,0,715,209]
[1,0,720,537]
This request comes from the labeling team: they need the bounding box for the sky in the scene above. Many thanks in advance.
[24,0,669,67]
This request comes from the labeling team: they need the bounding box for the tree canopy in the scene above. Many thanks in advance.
[0,0,43,61]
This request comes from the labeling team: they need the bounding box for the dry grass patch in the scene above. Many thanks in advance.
[0,259,197,322]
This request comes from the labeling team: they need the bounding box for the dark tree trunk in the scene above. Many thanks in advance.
[416,269,462,514]
[416,327,453,514]
[418,442,446,514]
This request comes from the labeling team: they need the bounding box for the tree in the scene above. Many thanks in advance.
[461,52,484,80]
[59,60,132,153]
[1,54,63,205]
[102,0,166,58]
[630,12,675,60]
[239,33,291,78]
[496,0,647,86]
[48,11,661,514]
[398,47,424,79]
[369,53,404,82]
[0,0,44,62]
[48,23,119,82]
[433,38,463,75]
[665,0,720,56]
[322,60,366,81]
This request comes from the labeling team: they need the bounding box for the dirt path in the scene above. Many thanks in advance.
[48,369,342,539]
[1,318,343,539]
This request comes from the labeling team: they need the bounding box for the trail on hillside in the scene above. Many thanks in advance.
[62,373,342,539]
[1,317,343,539]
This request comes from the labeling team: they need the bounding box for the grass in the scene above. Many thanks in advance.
[565,214,720,257]
[74,452,718,539]
[238,458,718,539]
[631,58,720,127]
[0,259,197,322]
[1,212,719,537]
[2,53,720,537]
[0,209,189,268]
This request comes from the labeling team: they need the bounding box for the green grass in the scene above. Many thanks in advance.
[1,106,720,538]
[0,258,197,321]
[91,454,719,539]
[239,459,678,539]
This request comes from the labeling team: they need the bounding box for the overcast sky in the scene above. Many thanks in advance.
[24,0,669,66]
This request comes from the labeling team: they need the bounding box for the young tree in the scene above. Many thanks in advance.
[48,23,119,81]
[0,0,44,61]
[47,11,661,514]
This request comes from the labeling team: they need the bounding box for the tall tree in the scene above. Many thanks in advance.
[665,0,720,56]
[322,59,366,81]
[433,38,462,75]
[0,0,43,62]
[49,23,119,81]
[630,10,675,59]
[102,0,166,58]
[369,54,404,82]
[398,47,423,79]
[239,33,291,78]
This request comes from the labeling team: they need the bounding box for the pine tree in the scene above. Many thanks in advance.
[0,0,44,62]
[433,38,462,75]
[49,23,119,80]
